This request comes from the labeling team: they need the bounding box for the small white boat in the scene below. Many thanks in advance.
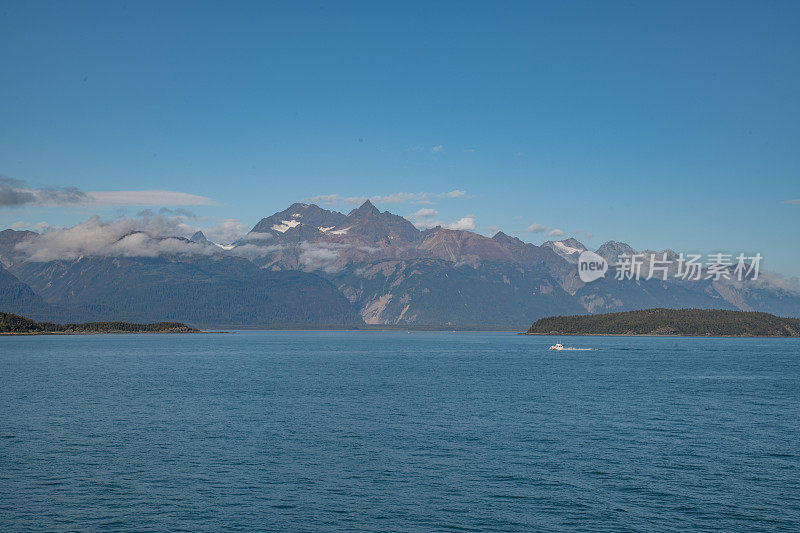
[549,343,595,351]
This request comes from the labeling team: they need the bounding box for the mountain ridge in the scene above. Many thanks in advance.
[2,200,798,326]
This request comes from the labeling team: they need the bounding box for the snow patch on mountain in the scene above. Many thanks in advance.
[271,219,301,233]
[541,239,587,264]
[553,241,583,256]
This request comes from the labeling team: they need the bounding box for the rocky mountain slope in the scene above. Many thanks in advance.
[330,259,585,327]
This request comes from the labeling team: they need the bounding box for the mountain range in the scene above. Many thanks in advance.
[1,202,798,327]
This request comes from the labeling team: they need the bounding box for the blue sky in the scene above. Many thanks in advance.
[1,1,799,275]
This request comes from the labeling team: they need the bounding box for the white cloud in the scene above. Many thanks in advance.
[306,193,433,206]
[33,221,54,232]
[10,211,255,262]
[226,242,283,260]
[202,219,250,244]
[439,189,466,199]
[298,242,343,271]
[526,223,546,233]
[547,229,566,237]
[239,231,274,243]
[372,192,433,205]
[445,217,476,231]
[783,199,800,204]
[408,208,482,230]
[486,225,500,234]
[411,208,438,218]
[14,216,201,262]
[306,194,365,206]
[8,220,54,231]
[431,145,444,153]
[307,190,468,207]
[412,215,477,231]
[574,229,594,240]
[86,190,217,206]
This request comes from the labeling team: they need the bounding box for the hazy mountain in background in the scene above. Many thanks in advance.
[595,240,637,264]
[0,229,37,268]
[0,264,56,320]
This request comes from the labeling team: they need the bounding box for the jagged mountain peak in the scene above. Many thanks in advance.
[419,228,514,265]
[560,237,586,249]
[276,202,333,219]
[345,201,421,243]
[595,241,637,263]
[492,231,524,246]
[249,203,347,234]
[348,199,380,218]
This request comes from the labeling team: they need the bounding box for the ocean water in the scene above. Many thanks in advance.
[1,332,799,532]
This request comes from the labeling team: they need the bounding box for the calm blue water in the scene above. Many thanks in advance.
[1,332,799,531]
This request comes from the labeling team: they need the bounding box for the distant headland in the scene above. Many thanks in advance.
[0,312,200,335]
[525,308,800,337]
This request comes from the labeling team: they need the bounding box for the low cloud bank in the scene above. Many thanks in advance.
[12,213,256,262]
[9,215,377,270]
[14,216,210,262]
